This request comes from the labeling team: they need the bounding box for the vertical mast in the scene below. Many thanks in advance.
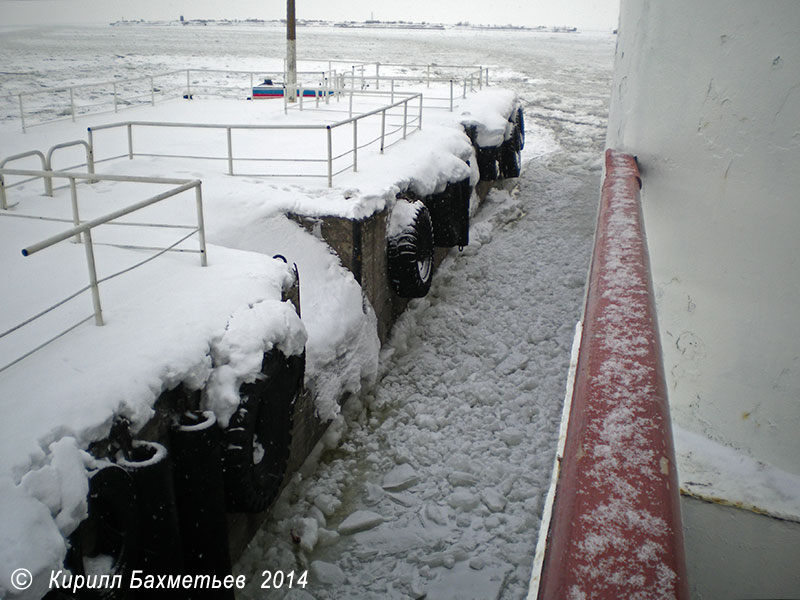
[286,0,297,102]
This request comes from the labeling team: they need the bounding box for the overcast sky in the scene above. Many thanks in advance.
[1,0,620,31]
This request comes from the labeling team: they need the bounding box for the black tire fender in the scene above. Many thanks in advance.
[64,464,140,599]
[499,139,522,179]
[387,199,435,298]
[222,349,304,513]
[514,105,525,151]
[116,441,185,590]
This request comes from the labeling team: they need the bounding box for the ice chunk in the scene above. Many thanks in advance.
[498,428,524,446]
[382,464,419,491]
[387,491,418,507]
[317,528,340,547]
[425,561,509,599]
[310,560,346,586]
[296,517,318,552]
[338,510,384,535]
[481,488,508,512]
[447,490,480,511]
[364,482,385,505]
[447,471,478,487]
[313,493,341,517]
[425,503,448,526]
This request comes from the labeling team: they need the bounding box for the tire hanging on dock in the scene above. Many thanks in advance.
[499,139,522,179]
[222,349,305,513]
[513,105,525,151]
[499,105,524,178]
[62,465,140,600]
[170,410,234,599]
[422,176,471,249]
[387,199,435,298]
[116,440,186,597]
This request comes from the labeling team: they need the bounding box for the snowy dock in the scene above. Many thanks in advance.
[1,48,525,598]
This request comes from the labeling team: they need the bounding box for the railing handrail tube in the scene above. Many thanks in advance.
[533,150,688,599]
[89,120,330,132]
[0,168,195,187]
[45,140,95,189]
[18,69,188,98]
[0,150,48,207]
[328,93,422,128]
[21,179,201,257]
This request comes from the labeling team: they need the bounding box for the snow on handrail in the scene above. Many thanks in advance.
[0,169,207,373]
[0,150,47,208]
[86,93,424,187]
[15,67,338,132]
[530,150,689,599]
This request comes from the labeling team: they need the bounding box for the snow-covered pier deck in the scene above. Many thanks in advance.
[1,55,526,597]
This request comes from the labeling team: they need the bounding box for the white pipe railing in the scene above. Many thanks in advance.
[336,67,487,111]
[14,63,487,130]
[0,142,97,207]
[0,168,207,373]
[0,150,47,208]
[15,67,337,131]
[86,92,424,187]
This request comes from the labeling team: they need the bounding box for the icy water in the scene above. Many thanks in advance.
[0,23,614,599]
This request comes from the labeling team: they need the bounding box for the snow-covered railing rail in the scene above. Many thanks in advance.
[14,67,337,131]
[339,65,489,111]
[87,92,423,187]
[0,150,48,208]
[0,169,207,373]
[530,150,689,599]
[0,141,97,206]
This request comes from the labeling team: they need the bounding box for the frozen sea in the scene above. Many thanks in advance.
[1,22,615,600]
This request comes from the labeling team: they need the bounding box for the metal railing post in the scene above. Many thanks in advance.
[403,100,408,140]
[326,126,333,187]
[478,67,483,89]
[427,64,431,88]
[380,109,386,154]
[18,94,26,133]
[352,120,358,173]
[299,86,304,111]
[419,94,423,131]
[44,166,53,197]
[195,184,208,266]
[463,78,467,99]
[87,129,96,183]
[227,127,233,175]
[150,76,155,105]
[0,174,6,209]
[69,87,76,122]
[450,79,454,111]
[127,124,133,159]
[485,67,489,86]
[113,82,118,112]
[69,177,82,244]
[82,228,104,326]
[349,88,354,118]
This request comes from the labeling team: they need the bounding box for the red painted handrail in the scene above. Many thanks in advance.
[537,150,688,599]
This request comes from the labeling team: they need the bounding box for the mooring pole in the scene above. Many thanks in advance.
[286,0,297,103]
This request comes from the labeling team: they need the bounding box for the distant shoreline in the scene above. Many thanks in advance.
[108,18,579,33]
